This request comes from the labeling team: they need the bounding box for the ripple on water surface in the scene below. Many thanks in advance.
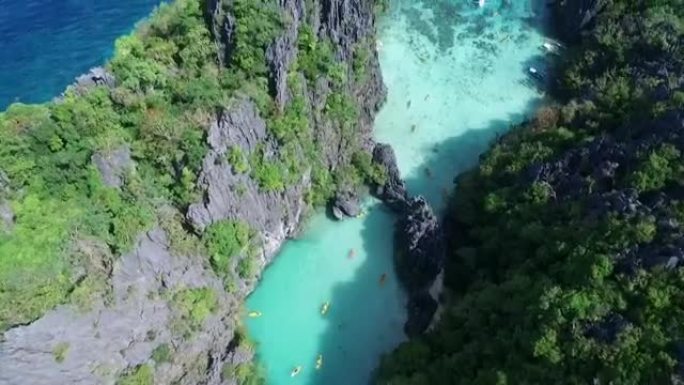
[250,1,549,384]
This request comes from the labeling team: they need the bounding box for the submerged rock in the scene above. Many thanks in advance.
[372,143,408,211]
[370,142,446,335]
[186,99,309,260]
[331,191,361,220]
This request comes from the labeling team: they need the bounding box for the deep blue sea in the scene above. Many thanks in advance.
[0,0,162,109]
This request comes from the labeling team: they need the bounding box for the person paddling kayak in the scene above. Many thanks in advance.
[321,301,330,315]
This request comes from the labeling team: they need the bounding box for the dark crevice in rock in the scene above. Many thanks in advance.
[371,142,445,336]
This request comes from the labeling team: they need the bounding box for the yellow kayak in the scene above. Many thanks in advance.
[320,302,330,316]
[315,354,323,370]
[247,311,262,318]
[291,366,302,377]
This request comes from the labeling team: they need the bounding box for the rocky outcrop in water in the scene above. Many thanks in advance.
[331,190,361,219]
[395,197,445,291]
[395,197,444,337]
[372,143,408,210]
[372,143,445,336]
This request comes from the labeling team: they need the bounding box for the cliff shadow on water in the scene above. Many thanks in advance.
[401,107,544,213]
[304,205,405,385]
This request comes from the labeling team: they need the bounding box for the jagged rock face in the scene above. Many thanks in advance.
[331,190,361,219]
[266,0,303,108]
[553,0,605,42]
[395,196,444,335]
[404,292,438,337]
[91,146,133,189]
[187,99,310,260]
[394,197,445,292]
[0,229,237,385]
[372,143,408,211]
[371,142,445,336]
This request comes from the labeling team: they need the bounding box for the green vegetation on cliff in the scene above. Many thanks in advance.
[379,1,684,384]
[116,364,154,385]
[0,0,377,332]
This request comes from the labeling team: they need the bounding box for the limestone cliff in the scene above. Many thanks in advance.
[0,0,385,384]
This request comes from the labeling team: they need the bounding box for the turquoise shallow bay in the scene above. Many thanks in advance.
[245,201,406,385]
[246,0,549,384]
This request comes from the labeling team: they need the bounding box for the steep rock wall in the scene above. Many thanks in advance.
[0,0,385,384]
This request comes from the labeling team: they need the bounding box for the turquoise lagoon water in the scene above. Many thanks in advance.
[246,1,549,384]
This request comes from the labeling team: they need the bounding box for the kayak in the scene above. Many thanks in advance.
[291,366,302,377]
[320,302,330,316]
[315,354,323,370]
[247,311,262,318]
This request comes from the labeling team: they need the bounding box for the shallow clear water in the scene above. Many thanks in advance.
[245,200,407,385]
[0,0,162,109]
[246,1,548,384]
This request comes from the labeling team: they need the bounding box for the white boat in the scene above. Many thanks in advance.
[542,42,558,53]
[541,40,564,55]
[528,66,545,82]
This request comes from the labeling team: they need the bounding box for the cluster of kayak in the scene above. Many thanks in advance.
[289,353,323,377]
[245,236,388,379]
[247,302,330,377]
[249,300,330,319]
